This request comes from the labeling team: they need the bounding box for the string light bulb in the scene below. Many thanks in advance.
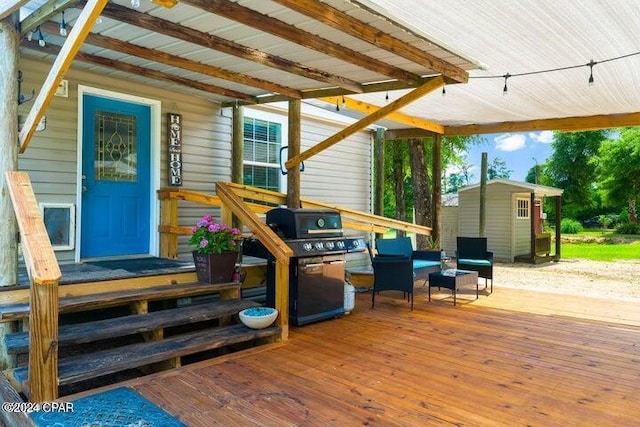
[37,27,45,47]
[59,11,67,37]
[131,0,141,8]
[335,99,340,111]
[341,95,346,106]
[588,59,596,86]
[442,85,446,97]
[385,92,389,101]
[502,73,511,95]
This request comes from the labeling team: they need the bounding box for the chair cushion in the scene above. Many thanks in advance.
[413,260,440,270]
[376,237,413,258]
[458,258,492,266]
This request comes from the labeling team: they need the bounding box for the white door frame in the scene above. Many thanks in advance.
[76,85,161,262]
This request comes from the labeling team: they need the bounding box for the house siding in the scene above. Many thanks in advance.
[440,206,458,257]
[17,57,372,262]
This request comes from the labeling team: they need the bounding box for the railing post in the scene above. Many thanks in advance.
[29,280,59,402]
[159,196,178,259]
[275,260,289,340]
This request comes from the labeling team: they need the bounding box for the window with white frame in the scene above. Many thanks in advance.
[243,117,282,192]
[516,198,530,219]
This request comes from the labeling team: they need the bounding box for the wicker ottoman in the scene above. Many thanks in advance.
[428,270,479,306]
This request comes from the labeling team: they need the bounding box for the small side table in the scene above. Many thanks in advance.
[428,270,479,306]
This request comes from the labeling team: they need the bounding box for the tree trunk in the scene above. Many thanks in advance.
[393,141,406,237]
[629,197,638,223]
[409,138,431,249]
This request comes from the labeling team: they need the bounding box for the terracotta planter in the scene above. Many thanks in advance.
[192,251,238,284]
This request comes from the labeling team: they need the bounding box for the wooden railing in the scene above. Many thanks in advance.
[5,171,61,403]
[535,232,552,255]
[158,183,433,340]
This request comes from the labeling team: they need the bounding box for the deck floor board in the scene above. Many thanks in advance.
[71,286,640,426]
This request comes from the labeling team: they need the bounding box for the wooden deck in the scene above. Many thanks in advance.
[71,285,640,426]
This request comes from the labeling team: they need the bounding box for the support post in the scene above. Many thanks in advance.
[555,196,562,261]
[0,12,20,374]
[374,128,385,240]
[0,14,19,287]
[231,104,244,228]
[530,192,536,260]
[432,134,442,244]
[287,99,301,208]
[479,152,488,237]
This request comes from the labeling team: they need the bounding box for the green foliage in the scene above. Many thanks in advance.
[595,127,640,222]
[547,130,608,218]
[560,218,584,234]
[487,157,513,180]
[615,222,640,235]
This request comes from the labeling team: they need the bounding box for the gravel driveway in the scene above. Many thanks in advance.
[492,259,640,301]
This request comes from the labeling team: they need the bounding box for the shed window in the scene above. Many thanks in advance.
[243,118,281,191]
[516,198,530,219]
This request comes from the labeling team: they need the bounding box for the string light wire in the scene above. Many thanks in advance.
[468,50,640,90]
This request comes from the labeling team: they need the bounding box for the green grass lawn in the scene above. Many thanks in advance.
[561,231,640,261]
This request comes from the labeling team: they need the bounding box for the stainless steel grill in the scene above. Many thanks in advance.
[264,207,365,325]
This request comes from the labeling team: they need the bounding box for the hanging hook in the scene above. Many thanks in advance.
[18,71,35,105]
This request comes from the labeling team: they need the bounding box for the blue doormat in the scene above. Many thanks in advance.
[29,386,186,427]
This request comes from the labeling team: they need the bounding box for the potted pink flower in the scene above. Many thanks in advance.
[188,215,242,283]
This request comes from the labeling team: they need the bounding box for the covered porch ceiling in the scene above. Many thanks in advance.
[8,0,640,136]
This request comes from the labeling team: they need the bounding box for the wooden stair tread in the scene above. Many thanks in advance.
[0,281,241,320]
[7,324,281,388]
[5,299,259,354]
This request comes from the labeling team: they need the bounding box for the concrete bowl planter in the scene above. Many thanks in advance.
[239,307,278,329]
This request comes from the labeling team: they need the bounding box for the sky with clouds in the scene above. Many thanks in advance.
[463,131,555,183]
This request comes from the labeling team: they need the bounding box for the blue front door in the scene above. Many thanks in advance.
[81,95,151,258]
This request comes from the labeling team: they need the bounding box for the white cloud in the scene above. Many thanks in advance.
[494,134,526,152]
[528,130,554,144]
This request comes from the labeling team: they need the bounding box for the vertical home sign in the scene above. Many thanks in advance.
[168,113,183,186]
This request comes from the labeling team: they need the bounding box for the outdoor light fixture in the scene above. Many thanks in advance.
[588,59,596,86]
[131,0,141,8]
[27,30,33,42]
[59,11,67,37]
[151,0,179,7]
[37,27,45,47]
[502,73,510,95]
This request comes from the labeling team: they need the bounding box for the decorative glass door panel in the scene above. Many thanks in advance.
[95,111,138,182]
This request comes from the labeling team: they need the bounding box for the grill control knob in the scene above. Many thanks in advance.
[336,241,345,249]
[351,240,361,249]
[325,241,335,250]
[303,243,313,252]
[314,242,324,250]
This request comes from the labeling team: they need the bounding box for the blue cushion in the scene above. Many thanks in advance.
[458,258,492,266]
[376,237,413,258]
[413,260,440,270]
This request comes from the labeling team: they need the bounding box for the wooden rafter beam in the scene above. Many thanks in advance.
[273,0,468,83]
[40,21,300,99]
[0,0,29,20]
[318,96,444,134]
[383,112,640,139]
[22,40,256,102]
[443,112,640,135]
[20,0,80,35]
[181,0,421,85]
[225,78,437,106]
[19,0,108,154]
[85,1,363,93]
[285,76,445,169]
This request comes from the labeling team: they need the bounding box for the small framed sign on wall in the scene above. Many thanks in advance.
[39,203,75,251]
[168,113,183,186]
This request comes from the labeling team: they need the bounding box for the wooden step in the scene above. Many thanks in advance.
[0,281,241,321]
[5,299,259,354]
[7,324,281,393]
